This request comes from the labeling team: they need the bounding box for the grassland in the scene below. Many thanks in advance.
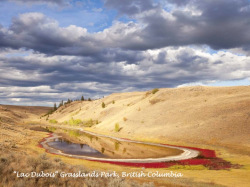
[1,86,250,186]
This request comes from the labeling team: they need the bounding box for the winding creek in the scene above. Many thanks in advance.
[39,127,200,163]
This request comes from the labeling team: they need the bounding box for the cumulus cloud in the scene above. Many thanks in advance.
[1,13,93,55]
[1,0,250,55]
[0,0,250,105]
[105,0,250,50]
[140,0,250,50]
[0,13,144,55]
[0,46,249,105]
[104,0,156,15]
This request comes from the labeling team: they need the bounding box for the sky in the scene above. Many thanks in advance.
[0,0,250,106]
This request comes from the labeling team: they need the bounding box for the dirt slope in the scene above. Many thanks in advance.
[47,86,250,150]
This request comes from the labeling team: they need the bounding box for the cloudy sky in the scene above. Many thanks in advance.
[0,0,250,106]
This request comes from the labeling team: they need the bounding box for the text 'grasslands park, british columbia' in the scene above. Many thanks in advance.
[0,0,250,186]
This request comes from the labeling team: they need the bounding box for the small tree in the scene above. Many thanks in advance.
[88,98,91,101]
[67,99,70,104]
[102,102,105,108]
[53,103,57,111]
[81,96,84,101]
[115,123,120,132]
[58,100,63,108]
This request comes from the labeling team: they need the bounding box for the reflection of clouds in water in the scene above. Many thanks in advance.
[80,145,99,153]
[48,139,100,154]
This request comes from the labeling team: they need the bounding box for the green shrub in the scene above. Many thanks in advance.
[69,118,82,126]
[112,100,115,104]
[84,119,94,127]
[114,123,120,132]
[102,102,105,108]
[49,119,58,124]
[68,130,81,137]
[152,88,159,94]
[114,142,119,151]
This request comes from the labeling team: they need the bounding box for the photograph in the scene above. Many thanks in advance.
[0,0,250,186]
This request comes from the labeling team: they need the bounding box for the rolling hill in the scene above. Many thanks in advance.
[45,86,250,151]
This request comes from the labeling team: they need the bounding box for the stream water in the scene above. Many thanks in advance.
[44,128,183,159]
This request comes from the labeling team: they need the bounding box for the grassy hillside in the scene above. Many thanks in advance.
[46,86,250,150]
[0,105,51,125]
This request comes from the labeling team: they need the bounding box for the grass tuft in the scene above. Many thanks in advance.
[84,119,95,127]
[114,123,120,132]
[49,119,58,124]
[152,88,159,94]
[69,118,82,126]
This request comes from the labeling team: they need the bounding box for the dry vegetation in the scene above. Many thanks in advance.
[46,86,250,151]
[0,151,154,187]
[0,105,51,125]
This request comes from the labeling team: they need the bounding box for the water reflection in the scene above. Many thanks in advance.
[46,129,183,159]
[47,138,106,158]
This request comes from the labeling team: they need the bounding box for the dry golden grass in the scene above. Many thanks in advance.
[0,105,50,125]
[46,86,250,150]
